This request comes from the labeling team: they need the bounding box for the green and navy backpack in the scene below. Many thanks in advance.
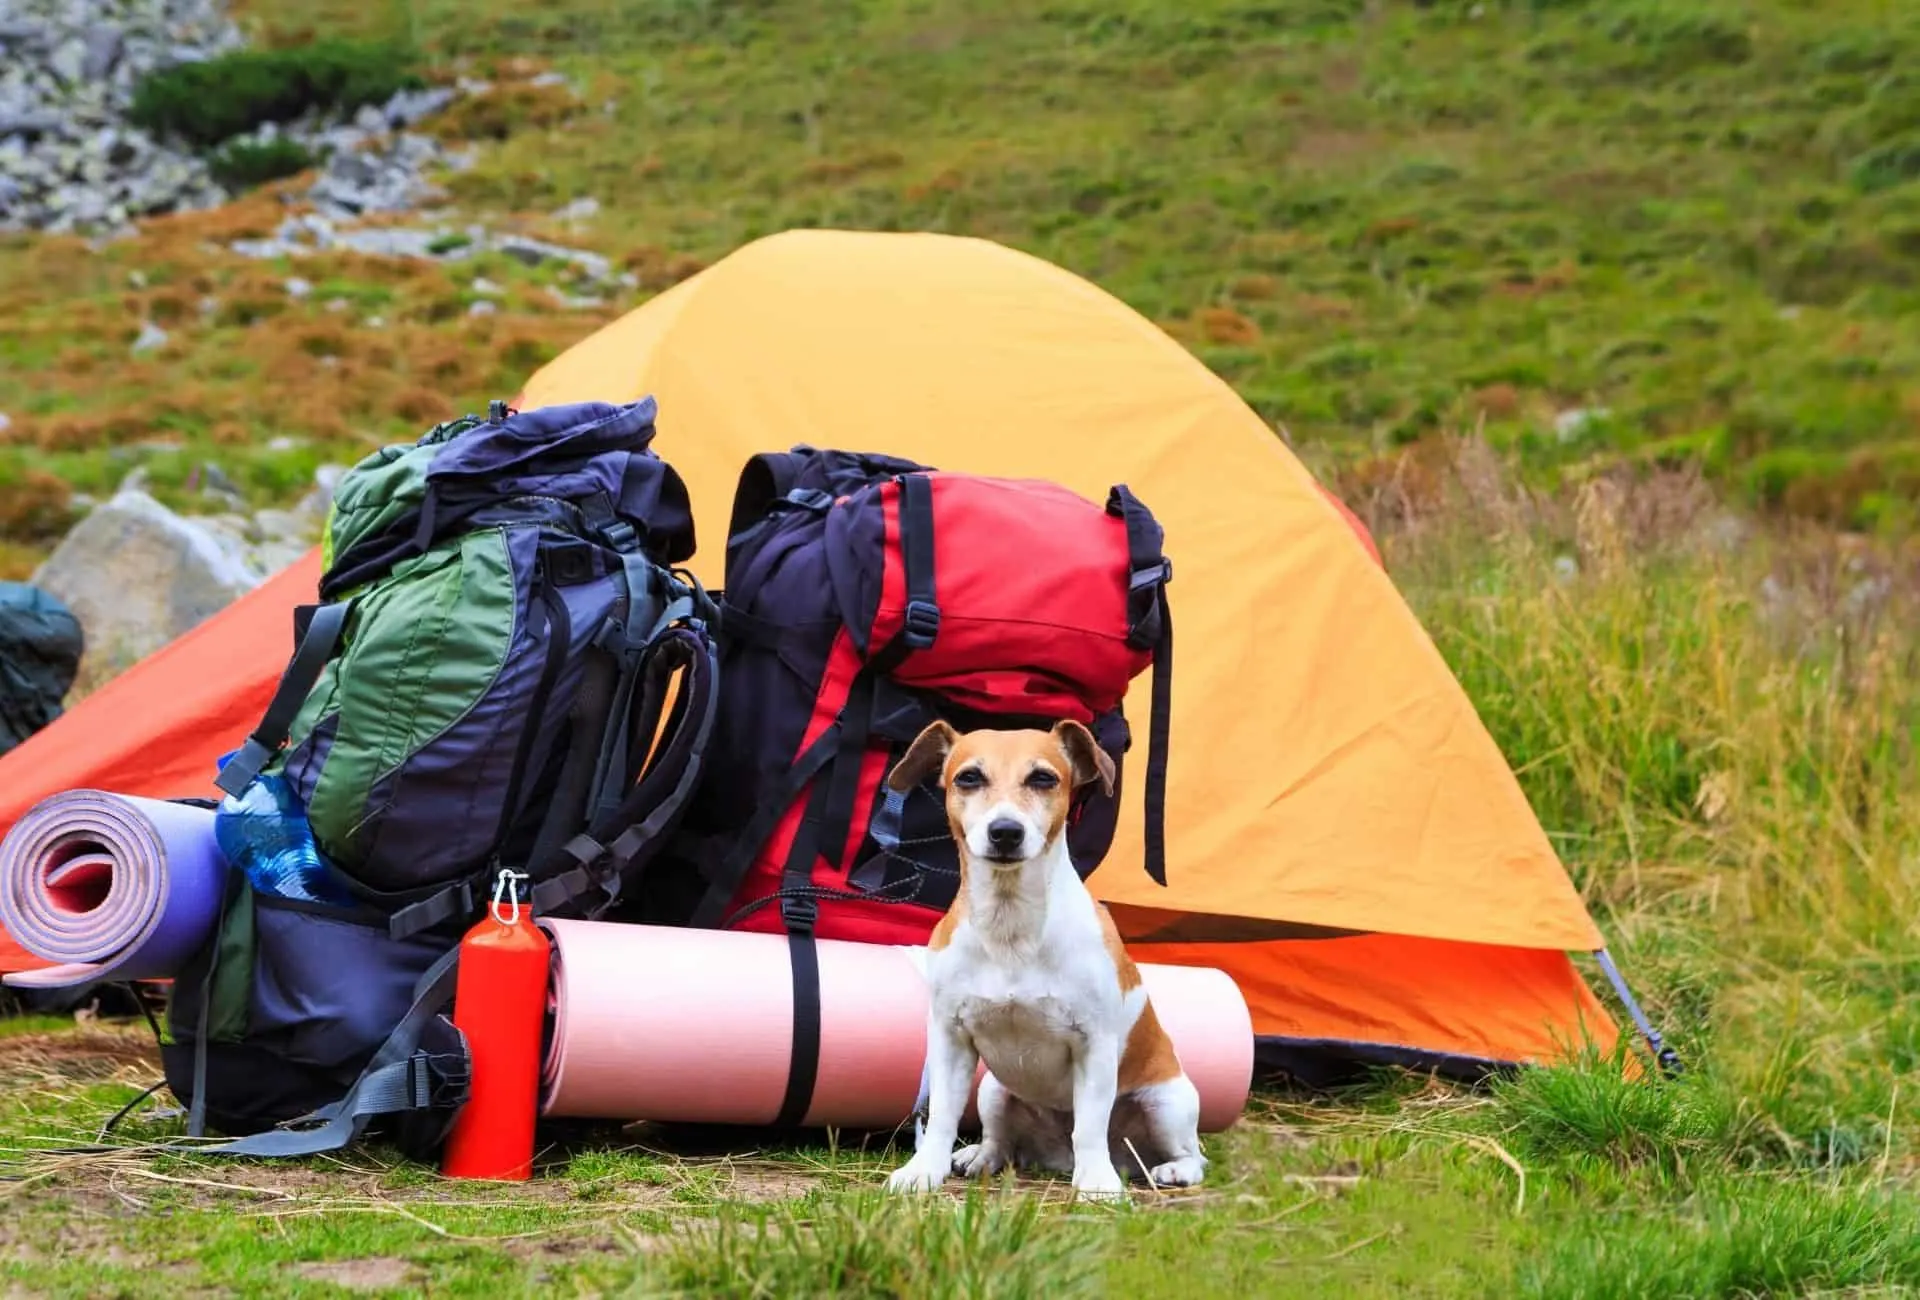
[159,396,720,1156]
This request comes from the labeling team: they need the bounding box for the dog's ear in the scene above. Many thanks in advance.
[887,720,960,792]
[1052,720,1115,797]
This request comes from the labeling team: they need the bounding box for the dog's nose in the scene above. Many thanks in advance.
[986,818,1026,854]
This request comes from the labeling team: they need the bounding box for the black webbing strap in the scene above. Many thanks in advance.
[181,949,467,1159]
[529,625,721,918]
[774,932,822,1128]
[525,639,618,882]
[688,722,845,928]
[1141,596,1172,886]
[214,602,350,797]
[1108,485,1173,887]
[870,473,940,673]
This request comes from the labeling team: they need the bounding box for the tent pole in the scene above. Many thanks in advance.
[1594,948,1682,1076]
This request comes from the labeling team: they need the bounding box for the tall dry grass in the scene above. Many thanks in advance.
[1342,437,1920,1175]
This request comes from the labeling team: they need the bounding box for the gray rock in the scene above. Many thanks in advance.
[196,461,244,504]
[383,86,455,128]
[82,27,123,80]
[0,411,10,434]
[254,507,322,546]
[553,196,599,223]
[470,275,503,296]
[30,489,275,679]
[331,226,447,259]
[0,23,52,50]
[467,298,496,317]
[284,276,311,299]
[48,39,86,86]
[0,111,61,139]
[495,234,612,280]
[130,320,167,353]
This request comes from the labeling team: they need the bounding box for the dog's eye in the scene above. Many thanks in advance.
[1025,769,1060,791]
[952,768,986,790]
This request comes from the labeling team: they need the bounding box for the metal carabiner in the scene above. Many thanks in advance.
[490,868,531,927]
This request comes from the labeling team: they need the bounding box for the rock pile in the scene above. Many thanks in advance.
[230,210,633,300]
[0,0,243,232]
[0,0,507,235]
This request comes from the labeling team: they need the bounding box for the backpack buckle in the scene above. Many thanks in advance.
[781,891,819,934]
[902,599,941,648]
[777,488,835,513]
[598,519,640,552]
[1129,557,1173,592]
[407,1049,471,1111]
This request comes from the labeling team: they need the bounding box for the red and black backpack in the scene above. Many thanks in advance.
[643,447,1173,954]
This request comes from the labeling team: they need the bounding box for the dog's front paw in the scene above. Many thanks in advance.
[1070,1161,1127,1202]
[886,1156,951,1194]
[1146,1154,1208,1188]
[952,1143,1009,1179]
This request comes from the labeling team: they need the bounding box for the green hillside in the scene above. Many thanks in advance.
[6,0,1920,581]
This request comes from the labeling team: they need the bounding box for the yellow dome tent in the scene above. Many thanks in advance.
[513,227,1659,1081]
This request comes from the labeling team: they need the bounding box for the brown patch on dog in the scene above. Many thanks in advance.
[1093,900,1182,1089]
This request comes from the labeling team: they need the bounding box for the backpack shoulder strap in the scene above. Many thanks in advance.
[529,614,721,918]
[214,601,351,798]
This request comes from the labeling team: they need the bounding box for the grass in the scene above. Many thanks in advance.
[2,0,1919,1293]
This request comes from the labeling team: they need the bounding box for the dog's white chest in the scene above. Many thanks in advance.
[948,978,1085,1111]
[929,915,1125,1114]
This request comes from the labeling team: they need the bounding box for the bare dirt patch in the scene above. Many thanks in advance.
[0,1027,160,1078]
[294,1258,419,1290]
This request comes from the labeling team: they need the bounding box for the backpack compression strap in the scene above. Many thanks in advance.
[188,949,469,1158]
[214,602,351,798]
[1108,484,1173,887]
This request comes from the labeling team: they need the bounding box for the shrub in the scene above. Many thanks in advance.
[207,138,316,189]
[127,40,424,149]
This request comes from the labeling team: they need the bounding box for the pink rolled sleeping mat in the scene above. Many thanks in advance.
[539,918,1252,1132]
[0,791,226,990]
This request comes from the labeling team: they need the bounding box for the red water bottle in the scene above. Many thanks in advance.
[441,869,551,1181]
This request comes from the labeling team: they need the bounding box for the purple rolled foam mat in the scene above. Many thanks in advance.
[0,791,227,990]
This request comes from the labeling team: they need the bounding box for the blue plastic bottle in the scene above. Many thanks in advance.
[213,769,358,907]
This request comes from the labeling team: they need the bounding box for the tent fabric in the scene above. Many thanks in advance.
[0,228,1624,1074]
[515,229,1602,954]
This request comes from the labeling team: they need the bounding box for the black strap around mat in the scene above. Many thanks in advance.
[774,932,823,1129]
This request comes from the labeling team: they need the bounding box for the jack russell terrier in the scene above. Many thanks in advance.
[883,719,1207,1201]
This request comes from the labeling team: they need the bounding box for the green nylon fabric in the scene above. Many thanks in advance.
[205,883,256,1043]
[321,440,436,572]
[275,528,517,871]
